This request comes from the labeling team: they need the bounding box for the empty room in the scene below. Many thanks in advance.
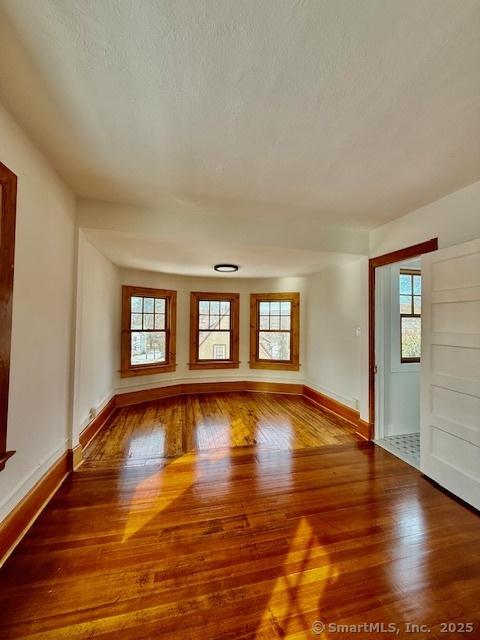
[0,1,479,638]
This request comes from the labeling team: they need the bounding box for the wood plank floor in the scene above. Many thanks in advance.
[84,392,360,467]
[1,393,479,639]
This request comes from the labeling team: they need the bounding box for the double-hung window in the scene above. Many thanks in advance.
[250,292,300,370]
[121,286,176,376]
[189,292,240,369]
[399,270,421,363]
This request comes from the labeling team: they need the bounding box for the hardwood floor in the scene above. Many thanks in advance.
[84,392,360,466]
[1,393,479,639]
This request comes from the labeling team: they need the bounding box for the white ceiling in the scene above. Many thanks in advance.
[84,229,361,278]
[1,0,480,229]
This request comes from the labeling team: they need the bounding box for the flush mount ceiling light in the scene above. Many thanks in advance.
[214,263,239,273]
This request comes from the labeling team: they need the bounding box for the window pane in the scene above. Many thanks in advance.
[199,315,209,329]
[208,315,220,329]
[213,344,227,359]
[143,298,154,313]
[199,300,209,314]
[154,313,165,330]
[270,301,280,314]
[143,313,154,330]
[220,315,230,330]
[401,317,421,360]
[131,313,142,330]
[220,301,230,315]
[209,301,220,314]
[280,315,291,330]
[414,295,421,314]
[259,302,270,315]
[131,296,143,313]
[259,315,269,329]
[400,295,411,314]
[270,315,280,330]
[399,274,412,294]
[131,331,166,365]
[280,301,291,316]
[413,275,422,294]
[259,331,291,361]
[199,331,230,360]
[155,298,165,313]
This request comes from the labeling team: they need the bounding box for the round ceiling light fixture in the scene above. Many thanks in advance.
[214,263,239,273]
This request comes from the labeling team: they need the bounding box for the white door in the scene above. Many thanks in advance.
[421,238,480,509]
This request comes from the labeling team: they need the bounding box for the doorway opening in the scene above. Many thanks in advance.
[375,258,422,467]
[368,238,438,467]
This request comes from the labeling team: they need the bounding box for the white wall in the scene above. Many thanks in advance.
[116,270,308,394]
[0,104,75,522]
[304,259,367,412]
[370,180,480,257]
[72,231,120,444]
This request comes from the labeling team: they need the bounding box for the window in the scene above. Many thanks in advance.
[0,162,17,471]
[400,269,421,363]
[189,292,240,369]
[121,286,176,376]
[250,292,300,371]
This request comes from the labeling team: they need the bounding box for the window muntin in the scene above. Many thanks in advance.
[400,270,421,362]
[250,293,300,371]
[121,286,176,376]
[190,292,239,369]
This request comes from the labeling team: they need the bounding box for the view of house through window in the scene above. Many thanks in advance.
[250,292,300,371]
[198,299,231,360]
[259,300,291,360]
[190,292,240,368]
[400,269,421,362]
[121,286,176,376]
[131,296,167,364]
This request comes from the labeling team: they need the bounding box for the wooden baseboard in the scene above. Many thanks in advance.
[357,418,373,440]
[0,450,70,565]
[115,380,304,407]
[79,396,118,450]
[69,443,84,470]
[302,385,371,440]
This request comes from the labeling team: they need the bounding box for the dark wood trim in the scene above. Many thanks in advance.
[302,385,371,439]
[189,292,240,370]
[78,396,118,450]
[368,238,438,434]
[0,161,17,471]
[249,292,300,371]
[115,380,304,408]
[0,450,70,564]
[120,286,177,378]
[303,385,358,425]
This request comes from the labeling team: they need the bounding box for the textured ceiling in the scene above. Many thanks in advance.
[1,0,480,228]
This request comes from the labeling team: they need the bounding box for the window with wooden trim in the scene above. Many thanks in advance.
[400,269,421,363]
[121,286,176,377]
[189,292,240,369]
[0,162,17,472]
[250,292,300,371]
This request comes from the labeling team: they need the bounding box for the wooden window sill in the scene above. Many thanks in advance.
[249,361,300,371]
[188,361,240,370]
[120,364,177,378]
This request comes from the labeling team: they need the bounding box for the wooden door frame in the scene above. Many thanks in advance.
[368,238,438,439]
[0,161,17,471]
